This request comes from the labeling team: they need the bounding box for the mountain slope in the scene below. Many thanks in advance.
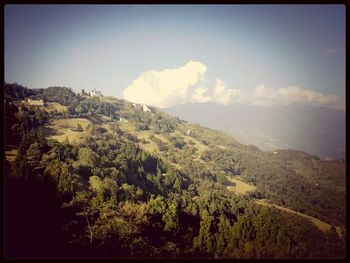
[4,83,346,258]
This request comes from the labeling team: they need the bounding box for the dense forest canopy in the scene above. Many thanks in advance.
[4,83,346,258]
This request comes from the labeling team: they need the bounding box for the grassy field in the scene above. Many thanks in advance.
[255,199,343,238]
[23,99,44,105]
[118,122,184,169]
[118,121,135,132]
[47,118,92,144]
[118,122,159,153]
[173,130,209,157]
[22,100,67,112]
[44,102,67,112]
[118,121,210,158]
[135,129,159,153]
[226,176,257,195]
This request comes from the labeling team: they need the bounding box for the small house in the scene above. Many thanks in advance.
[141,103,151,112]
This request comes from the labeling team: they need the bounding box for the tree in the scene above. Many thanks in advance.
[173,177,182,193]
[120,183,136,202]
[13,154,31,178]
[194,209,214,254]
[34,109,47,126]
[89,176,104,198]
[44,159,63,182]
[135,187,145,201]
[148,195,167,215]
[58,163,74,194]
[162,202,179,233]
[75,104,85,115]
[27,142,42,164]
[63,191,97,246]
[216,213,233,257]
[78,148,98,167]
[103,177,118,201]
[68,105,76,116]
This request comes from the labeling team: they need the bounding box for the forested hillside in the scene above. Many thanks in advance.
[4,83,346,258]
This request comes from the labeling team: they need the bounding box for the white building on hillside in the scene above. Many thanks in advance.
[119,117,129,123]
[90,89,102,97]
[141,103,151,112]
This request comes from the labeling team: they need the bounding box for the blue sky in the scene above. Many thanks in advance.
[5,4,345,109]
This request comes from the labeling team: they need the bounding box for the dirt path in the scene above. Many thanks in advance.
[255,199,343,238]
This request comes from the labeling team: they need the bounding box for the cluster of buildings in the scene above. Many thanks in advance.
[131,102,151,112]
[90,89,102,97]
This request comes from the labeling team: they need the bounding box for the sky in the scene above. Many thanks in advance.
[5,4,346,110]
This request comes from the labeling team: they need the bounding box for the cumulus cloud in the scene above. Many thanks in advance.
[123,60,207,108]
[189,87,212,103]
[212,79,243,105]
[123,61,244,108]
[250,85,345,110]
[123,61,344,110]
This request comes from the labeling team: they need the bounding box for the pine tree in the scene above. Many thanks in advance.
[194,209,214,254]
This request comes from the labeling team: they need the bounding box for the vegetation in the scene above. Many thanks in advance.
[4,83,346,258]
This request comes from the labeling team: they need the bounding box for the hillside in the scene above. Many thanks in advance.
[4,83,346,258]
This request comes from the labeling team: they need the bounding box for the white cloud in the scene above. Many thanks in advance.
[250,85,283,106]
[123,61,344,111]
[123,61,244,107]
[123,60,207,108]
[250,85,345,110]
[212,79,243,105]
[190,87,212,103]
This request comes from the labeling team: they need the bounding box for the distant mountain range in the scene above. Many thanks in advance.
[164,102,345,160]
